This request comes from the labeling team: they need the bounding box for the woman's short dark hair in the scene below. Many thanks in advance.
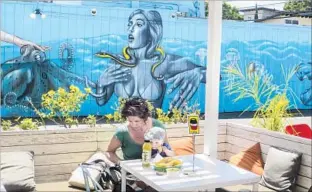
[121,98,151,121]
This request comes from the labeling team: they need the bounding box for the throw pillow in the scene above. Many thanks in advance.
[229,143,264,175]
[259,147,302,192]
[169,137,194,155]
[68,152,109,190]
[0,151,36,192]
[1,181,7,192]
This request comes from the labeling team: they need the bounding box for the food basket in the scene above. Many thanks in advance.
[153,157,183,175]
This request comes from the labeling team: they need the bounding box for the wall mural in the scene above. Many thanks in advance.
[296,62,312,106]
[85,9,205,109]
[1,1,311,117]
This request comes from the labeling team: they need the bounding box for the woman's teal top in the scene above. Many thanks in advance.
[115,119,165,160]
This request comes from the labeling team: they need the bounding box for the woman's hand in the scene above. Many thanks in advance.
[165,67,203,109]
[15,38,50,52]
[97,64,132,87]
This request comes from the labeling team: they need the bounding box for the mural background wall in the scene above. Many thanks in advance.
[1,1,311,117]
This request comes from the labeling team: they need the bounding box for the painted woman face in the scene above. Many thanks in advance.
[128,14,149,49]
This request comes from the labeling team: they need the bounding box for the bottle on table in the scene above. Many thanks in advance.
[142,139,152,168]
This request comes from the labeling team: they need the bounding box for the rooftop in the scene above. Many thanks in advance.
[240,7,282,12]
[255,10,312,22]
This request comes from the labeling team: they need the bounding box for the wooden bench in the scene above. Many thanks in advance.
[0,122,226,191]
[223,122,311,192]
[1,122,310,191]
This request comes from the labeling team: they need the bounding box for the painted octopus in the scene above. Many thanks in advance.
[1,44,94,108]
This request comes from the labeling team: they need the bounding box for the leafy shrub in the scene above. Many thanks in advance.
[223,62,298,132]
[83,115,97,128]
[1,120,13,131]
[34,85,91,128]
[17,118,40,130]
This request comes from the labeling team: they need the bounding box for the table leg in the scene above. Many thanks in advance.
[252,183,259,192]
[121,168,127,192]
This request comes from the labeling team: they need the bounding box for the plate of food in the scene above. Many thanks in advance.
[153,157,183,175]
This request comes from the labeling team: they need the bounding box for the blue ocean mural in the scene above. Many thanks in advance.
[1,1,311,117]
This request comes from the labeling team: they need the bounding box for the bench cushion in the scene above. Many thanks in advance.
[259,147,302,192]
[169,137,194,155]
[229,143,264,175]
[1,151,36,192]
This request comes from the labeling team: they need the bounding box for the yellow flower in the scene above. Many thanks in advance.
[105,114,113,120]
[84,88,91,94]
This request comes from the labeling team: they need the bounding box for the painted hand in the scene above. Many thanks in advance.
[97,64,132,87]
[18,39,50,52]
[166,68,202,109]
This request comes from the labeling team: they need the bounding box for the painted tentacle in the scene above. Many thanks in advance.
[59,42,74,71]
[44,61,95,88]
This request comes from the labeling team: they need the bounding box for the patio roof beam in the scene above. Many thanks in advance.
[204,0,223,158]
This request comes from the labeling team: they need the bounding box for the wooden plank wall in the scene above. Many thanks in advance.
[0,122,227,184]
[225,123,312,192]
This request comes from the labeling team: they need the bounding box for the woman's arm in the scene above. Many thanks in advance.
[105,136,122,166]
[165,55,206,83]
[1,31,21,45]
[1,31,48,51]
[95,84,114,106]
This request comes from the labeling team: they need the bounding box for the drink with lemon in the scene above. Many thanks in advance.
[142,139,152,168]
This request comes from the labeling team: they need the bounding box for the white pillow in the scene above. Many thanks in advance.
[68,152,108,190]
[0,151,35,192]
[1,182,7,192]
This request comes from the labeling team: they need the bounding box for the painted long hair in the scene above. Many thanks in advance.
[128,9,163,58]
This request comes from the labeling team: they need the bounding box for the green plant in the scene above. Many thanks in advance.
[105,98,126,123]
[17,118,40,130]
[83,115,97,128]
[34,85,91,128]
[155,101,201,124]
[223,62,299,132]
[251,93,293,131]
[155,108,171,124]
[1,120,13,131]
[104,97,201,125]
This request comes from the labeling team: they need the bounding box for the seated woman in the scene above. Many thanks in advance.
[105,97,173,164]
[105,97,173,191]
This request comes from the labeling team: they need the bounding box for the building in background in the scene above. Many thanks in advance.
[240,7,312,26]
[240,7,281,21]
[255,11,312,26]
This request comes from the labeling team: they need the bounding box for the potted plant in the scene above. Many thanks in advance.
[223,61,299,132]
[31,85,91,129]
